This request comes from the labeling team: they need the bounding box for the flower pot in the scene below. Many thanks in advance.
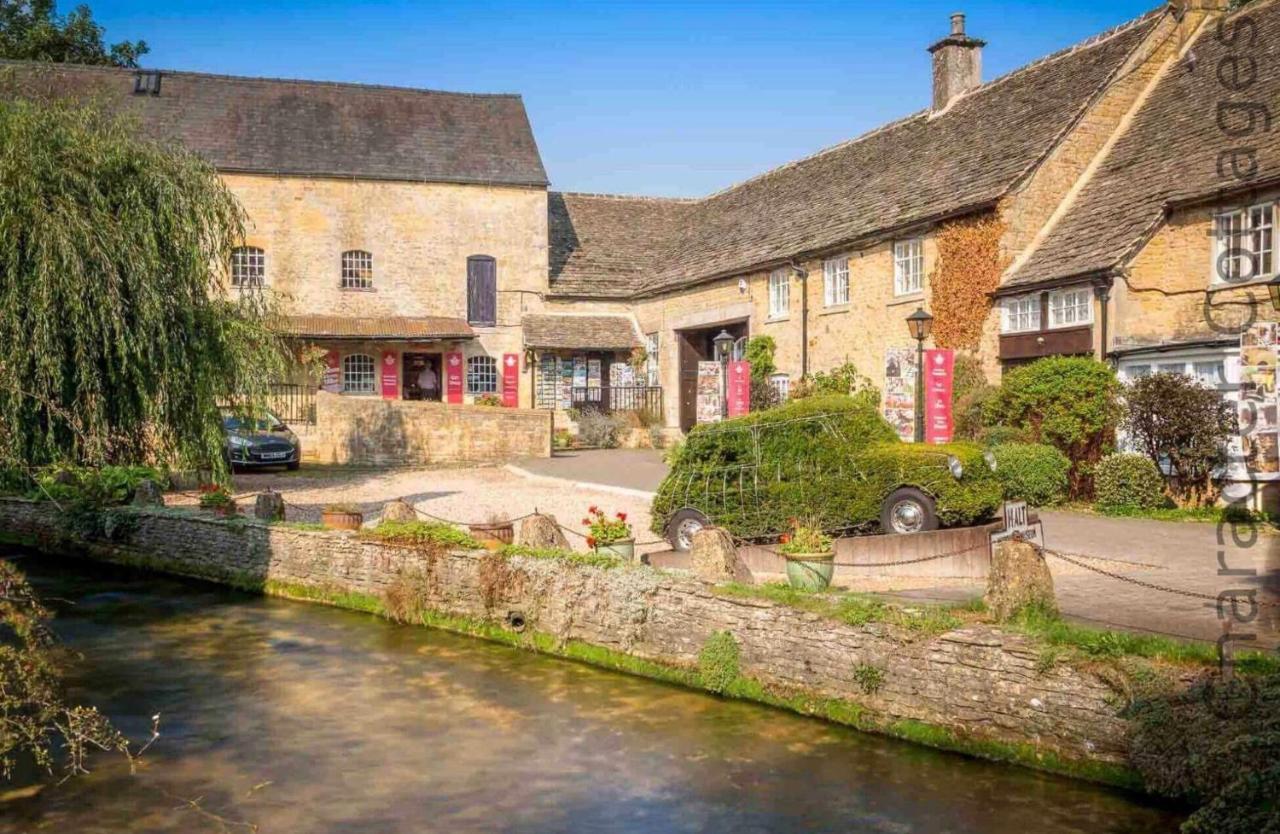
[783,552,835,591]
[595,539,636,562]
[211,502,238,518]
[322,510,364,531]
[469,521,515,550]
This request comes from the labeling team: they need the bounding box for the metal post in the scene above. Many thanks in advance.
[914,337,925,443]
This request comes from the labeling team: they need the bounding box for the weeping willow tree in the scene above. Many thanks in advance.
[0,92,291,476]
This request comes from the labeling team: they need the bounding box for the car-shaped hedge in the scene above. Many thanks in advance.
[651,394,1002,551]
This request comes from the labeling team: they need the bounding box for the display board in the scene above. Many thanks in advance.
[883,346,917,442]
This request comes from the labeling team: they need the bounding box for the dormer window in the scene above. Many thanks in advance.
[341,250,374,290]
[1214,202,1274,284]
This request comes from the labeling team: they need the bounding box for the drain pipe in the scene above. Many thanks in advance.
[791,261,810,378]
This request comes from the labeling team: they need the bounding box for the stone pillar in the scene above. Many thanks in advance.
[381,500,418,524]
[253,491,285,522]
[516,514,570,549]
[984,539,1057,621]
[131,479,165,507]
[690,527,752,584]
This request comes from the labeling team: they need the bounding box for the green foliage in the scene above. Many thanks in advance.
[0,0,148,67]
[714,582,965,637]
[574,410,628,448]
[27,463,164,504]
[990,443,1070,507]
[792,361,880,405]
[651,394,1000,538]
[0,95,291,479]
[360,521,482,551]
[951,353,996,441]
[1122,372,1236,506]
[853,664,885,694]
[778,520,833,556]
[983,357,1121,498]
[976,424,1031,447]
[1093,452,1167,511]
[743,335,777,381]
[499,544,622,569]
[697,630,741,694]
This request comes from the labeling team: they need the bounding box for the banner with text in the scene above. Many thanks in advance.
[502,353,520,408]
[923,348,955,444]
[445,352,464,404]
[727,360,751,418]
[380,351,399,400]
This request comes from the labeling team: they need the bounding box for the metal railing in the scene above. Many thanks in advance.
[568,385,663,416]
[268,383,317,426]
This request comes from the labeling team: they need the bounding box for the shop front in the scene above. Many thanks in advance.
[521,313,657,417]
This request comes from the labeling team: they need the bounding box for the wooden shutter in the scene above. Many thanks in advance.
[467,256,497,326]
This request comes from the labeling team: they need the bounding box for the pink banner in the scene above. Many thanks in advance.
[380,350,399,400]
[445,352,464,404]
[502,353,520,408]
[727,360,751,418]
[322,350,341,393]
[924,349,955,445]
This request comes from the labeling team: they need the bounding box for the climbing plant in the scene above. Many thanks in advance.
[929,213,1007,350]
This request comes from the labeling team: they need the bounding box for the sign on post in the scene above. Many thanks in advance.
[726,360,751,417]
[322,350,341,393]
[990,500,1044,548]
[923,348,955,444]
[502,353,520,408]
[380,351,398,400]
[445,352,464,404]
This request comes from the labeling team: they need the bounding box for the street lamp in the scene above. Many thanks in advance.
[712,329,736,418]
[906,308,934,443]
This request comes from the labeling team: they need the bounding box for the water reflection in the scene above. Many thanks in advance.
[2,555,1184,833]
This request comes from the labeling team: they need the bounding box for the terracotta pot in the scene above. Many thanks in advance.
[212,502,238,518]
[783,552,835,591]
[469,521,515,549]
[322,510,364,531]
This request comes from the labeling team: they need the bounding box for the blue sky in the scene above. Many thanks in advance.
[88,1,1156,196]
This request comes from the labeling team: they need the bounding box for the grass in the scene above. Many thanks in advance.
[714,582,968,637]
[499,544,622,570]
[357,520,481,550]
[1066,501,1280,528]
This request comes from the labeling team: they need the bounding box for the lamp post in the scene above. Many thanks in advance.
[1269,279,1280,312]
[906,308,934,443]
[712,329,736,419]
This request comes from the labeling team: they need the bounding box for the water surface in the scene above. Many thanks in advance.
[1,554,1184,833]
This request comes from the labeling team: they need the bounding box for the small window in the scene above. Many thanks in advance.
[1157,362,1188,376]
[1125,364,1152,380]
[1193,360,1226,387]
[1048,287,1093,329]
[230,246,265,289]
[1214,203,1275,283]
[644,333,660,387]
[133,71,162,96]
[467,256,497,326]
[341,250,373,289]
[893,239,924,296]
[823,257,849,307]
[768,268,790,318]
[1000,295,1040,333]
[341,354,375,394]
[466,355,498,394]
[770,373,790,401]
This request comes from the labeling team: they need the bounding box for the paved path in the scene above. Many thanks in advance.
[511,449,667,494]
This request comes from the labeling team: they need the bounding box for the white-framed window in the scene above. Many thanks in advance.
[341,250,374,289]
[768,268,790,318]
[230,246,265,289]
[1000,295,1040,333]
[1214,202,1275,283]
[893,238,924,296]
[466,355,498,394]
[1048,287,1093,329]
[341,354,375,394]
[823,256,849,307]
[769,373,790,401]
[644,332,660,387]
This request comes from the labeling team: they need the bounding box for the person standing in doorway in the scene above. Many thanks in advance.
[417,360,439,401]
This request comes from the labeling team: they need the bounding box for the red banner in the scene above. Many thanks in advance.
[924,349,955,444]
[445,352,464,404]
[502,353,520,408]
[726,360,751,418]
[380,350,399,400]
[322,350,341,393]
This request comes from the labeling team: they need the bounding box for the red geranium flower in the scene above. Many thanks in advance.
[779,533,792,544]
[582,517,591,526]
[616,512,627,522]
[586,536,596,548]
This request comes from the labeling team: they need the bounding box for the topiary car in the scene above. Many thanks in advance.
[651,394,1003,551]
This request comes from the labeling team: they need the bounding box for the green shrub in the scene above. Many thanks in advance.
[951,354,996,441]
[575,410,628,448]
[976,424,1030,447]
[361,521,481,551]
[791,362,880,404]
[698,631,741,694]
[990,443,1070,507]
[983,357,1121,498]
[1093,452,1166,510]
[30,464,166,505]
[743,335,777,380]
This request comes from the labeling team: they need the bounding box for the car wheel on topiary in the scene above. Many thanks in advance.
[879,488,938,535]
[666,508,710,552]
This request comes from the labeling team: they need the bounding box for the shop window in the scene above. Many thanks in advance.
[466,355,498,394]
[342,354,375,394]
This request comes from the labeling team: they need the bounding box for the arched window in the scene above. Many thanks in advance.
[466,255,497,326]
[231,246,265,288]
[466,355,497,394]
[341,250,374,289]
[342,354,375,394]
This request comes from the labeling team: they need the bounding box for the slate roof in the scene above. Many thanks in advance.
[1008,3,1280,288]
[281,315,475,341]
[0,60,548,187]
[521,313,642,351]
[546,11,1160,299]
[548,192,695,298]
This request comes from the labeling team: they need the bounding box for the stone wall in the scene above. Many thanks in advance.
[0,499,1134,775]
[308,390,551,465]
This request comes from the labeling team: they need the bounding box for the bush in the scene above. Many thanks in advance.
[743,335,777,380]
[1093,452,1166,510]
[698,631,741,694]
[30,464,166,505]
[575,410,628,448]
[990,443,1070,507]
[976,424,1030,447]
[791,361,880,405]
[983,357,1121,498]
[1122,372,1235,506]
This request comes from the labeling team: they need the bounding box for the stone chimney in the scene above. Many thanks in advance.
[928,13,985,113]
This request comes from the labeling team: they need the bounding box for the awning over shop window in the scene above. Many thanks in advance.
[521,314,642,352]
[281,315,475,341]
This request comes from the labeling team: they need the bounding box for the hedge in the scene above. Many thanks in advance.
[990,443,1070,507]
[1094,453,1166,510]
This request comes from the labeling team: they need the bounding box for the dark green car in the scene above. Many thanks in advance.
[650,394,1002,551]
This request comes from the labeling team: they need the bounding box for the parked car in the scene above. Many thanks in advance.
[650,394,1002,551]
[222,409,301,470]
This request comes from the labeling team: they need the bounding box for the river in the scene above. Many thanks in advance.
[1,554,1184,833]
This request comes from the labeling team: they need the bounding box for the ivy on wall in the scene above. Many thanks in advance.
[929,213,1008,350]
